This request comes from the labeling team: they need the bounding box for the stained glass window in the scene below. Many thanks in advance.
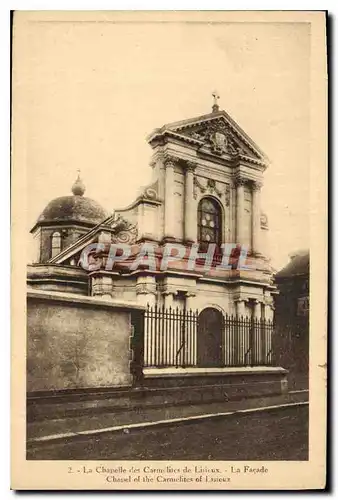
[198,197,222,247]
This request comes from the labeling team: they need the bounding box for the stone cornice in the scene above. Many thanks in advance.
[27,288,145,311]
[148,129,203,148]
[30,219,97,235]
[232,155,268,172]
[234,153,267,168]
[198,276,275,288]
[27,264,88,281]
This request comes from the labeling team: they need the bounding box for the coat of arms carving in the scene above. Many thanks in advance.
[190,119,243,156]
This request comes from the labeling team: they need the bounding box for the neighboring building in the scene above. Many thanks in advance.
[274,250,310,388]
[28,99,283,383]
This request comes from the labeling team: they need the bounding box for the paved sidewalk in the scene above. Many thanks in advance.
[27,390,308,443]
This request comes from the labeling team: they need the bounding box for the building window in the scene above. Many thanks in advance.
[198,197,222,248]
[51,231,61,258]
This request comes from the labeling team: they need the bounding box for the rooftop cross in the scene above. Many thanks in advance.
[212,90,220,113]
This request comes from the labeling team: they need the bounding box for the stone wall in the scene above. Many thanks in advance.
[27,264,89,295]
[27,290,145,393]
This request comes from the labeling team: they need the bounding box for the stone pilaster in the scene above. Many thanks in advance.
[136,275,157,307]
[184,161,197,242]
[138,276,157,369]
[235,177,246,246]
[236,299,246,317]
[91,274,114,299]
[253,299,262,320]
[164,156,176,240]
[265,303,275,322]
[163,291,175,309]
[252,181,263,255]
[185,292,196,311]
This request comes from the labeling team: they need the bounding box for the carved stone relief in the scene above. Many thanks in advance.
[193,176,231,206]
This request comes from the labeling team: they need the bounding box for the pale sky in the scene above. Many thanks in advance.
[17,13,311,270]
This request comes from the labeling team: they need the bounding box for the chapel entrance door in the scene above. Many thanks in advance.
[197,307,224,367]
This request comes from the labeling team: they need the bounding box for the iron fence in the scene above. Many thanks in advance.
[144,305,275,368]
[144,305,197,367]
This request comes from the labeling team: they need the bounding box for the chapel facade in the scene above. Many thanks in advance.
[28,99,277,370]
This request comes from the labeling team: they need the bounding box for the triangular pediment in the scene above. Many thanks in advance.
[148,110,268,163]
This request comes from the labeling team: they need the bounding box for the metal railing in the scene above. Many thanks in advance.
[144,305,275,368]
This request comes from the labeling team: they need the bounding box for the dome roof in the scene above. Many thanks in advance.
[33,174,110,229]
[37,195,110,226]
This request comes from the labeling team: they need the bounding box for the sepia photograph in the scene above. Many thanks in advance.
[11,10,327,490]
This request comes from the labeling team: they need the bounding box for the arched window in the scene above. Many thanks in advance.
[198,197,222,248]
[51,231,61,258]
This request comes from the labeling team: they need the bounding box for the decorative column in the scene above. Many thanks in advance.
[164,157,176,240]
[253,299,261,320]
[265,304,275,322]
[184,161,197,242]
[236,299,246,318]
[163,291,175,309]
[235,178,246,246]
[185,292,196,312]
[252,181,263,255]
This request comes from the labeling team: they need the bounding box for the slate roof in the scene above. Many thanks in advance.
[33,195,110,230]
[275,250,309,279]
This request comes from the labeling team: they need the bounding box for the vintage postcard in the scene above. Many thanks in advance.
[11,10,327,490]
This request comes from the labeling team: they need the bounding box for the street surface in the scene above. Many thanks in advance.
[27,405,308,461]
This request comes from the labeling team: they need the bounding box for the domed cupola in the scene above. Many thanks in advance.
[30,173,110,263]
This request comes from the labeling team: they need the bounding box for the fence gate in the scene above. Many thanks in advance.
[197,307,224,367]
